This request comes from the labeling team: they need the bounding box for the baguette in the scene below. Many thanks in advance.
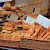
[30,26,42,39]
[38,29,47,39]
[38,27,47,38]
[41,32,50,40]
[37,27,44,39]
[44,35,50,40]
[32,26,42,37]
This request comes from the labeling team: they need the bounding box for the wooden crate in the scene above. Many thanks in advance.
[20,38,50,50]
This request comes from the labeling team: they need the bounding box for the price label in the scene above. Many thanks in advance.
[36,14,50,29]
[23,15,36,25]
[6,14,19,23]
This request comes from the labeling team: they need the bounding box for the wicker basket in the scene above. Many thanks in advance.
[0,40,20,48]
[20,38,50,50]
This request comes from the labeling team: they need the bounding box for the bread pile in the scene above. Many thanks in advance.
[24,22,50,41]
[2,20,31,32]
[0,21,28,41]
[0,30,27,41]
[0,20,28,41]
[0,2,27,17]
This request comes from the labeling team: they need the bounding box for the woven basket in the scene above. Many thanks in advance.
[20,38,50,50]
[0,40,20,48]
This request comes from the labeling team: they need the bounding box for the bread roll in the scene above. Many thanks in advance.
[3,2,11,10]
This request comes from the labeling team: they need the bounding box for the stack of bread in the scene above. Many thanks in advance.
[24,22,50,41]
[0,2,27,17]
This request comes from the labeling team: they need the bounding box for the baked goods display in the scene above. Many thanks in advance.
[0,20,50,41]
[0,2,50,42]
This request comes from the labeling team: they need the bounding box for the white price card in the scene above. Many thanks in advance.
[23,15,36,25]
[36,14,50,29]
